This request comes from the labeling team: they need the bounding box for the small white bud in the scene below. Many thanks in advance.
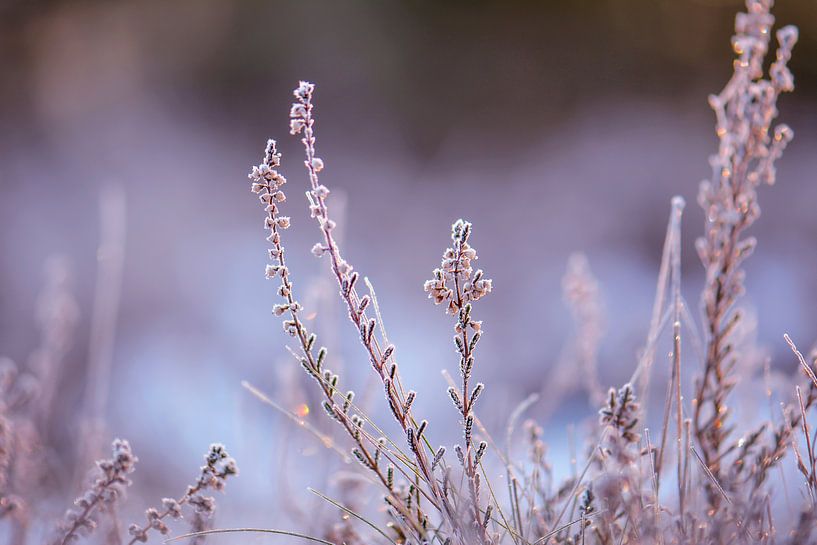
[311,243,326,257]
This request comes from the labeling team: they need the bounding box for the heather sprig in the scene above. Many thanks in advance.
[0,264,81,545]
[424,219,493,315]
[237,2,804,542]
[55,439,136,545]
[599,383,640,445]
[426,219,493,542]
[286,81,489,544]
[693,0,798,505]
[590,384,651,543]
[248,131,436,543]
[126,444,237,544]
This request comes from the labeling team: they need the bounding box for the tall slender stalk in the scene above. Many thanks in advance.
[693,0,797,508]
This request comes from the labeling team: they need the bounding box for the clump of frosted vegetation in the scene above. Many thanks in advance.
[238,1,810,543]
[0,1,809,545]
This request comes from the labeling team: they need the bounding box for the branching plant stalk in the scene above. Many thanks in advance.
[692,2,797,508]
[290,84,467,541]
[451,247,490,543]
[249,139,431,541]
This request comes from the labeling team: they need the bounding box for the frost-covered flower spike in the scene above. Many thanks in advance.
[54,439,137,545]
[425,219,493,541]
[693,0,798,506]
[126,444,237,544]
[247,116,442,542]
[424,219,492,316]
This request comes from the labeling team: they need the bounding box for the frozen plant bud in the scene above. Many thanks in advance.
[311,157,324,172]
[290,118,306,135]
[294,80,315,100]
[128,525,148,543]
[336,260,352,275]
[56,440,137,545]
[161,498,182,519]
[263,139,281,167]
[425,220,491,312]
[599,383,640,443]
[311,243,326,257]
[290,104,307,119]
[189,494,216,517]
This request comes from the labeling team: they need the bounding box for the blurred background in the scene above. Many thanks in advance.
[1,0,816,539]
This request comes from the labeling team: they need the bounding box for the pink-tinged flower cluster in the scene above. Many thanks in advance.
[249,139,289,234]
[424,219,492,315]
